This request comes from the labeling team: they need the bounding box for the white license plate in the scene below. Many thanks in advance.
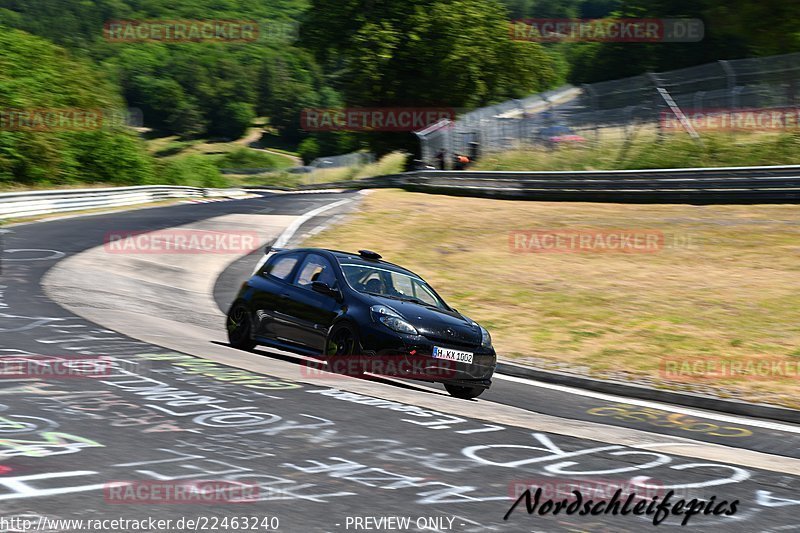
[432,346,473,364]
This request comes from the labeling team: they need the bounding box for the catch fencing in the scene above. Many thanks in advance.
[416,52,800,165]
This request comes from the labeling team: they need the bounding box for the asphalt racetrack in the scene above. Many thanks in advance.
[1,192,799,532]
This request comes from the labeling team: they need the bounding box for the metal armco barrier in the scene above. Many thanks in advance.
[294,165,800,204]
[4,164,798,220]
[0,186,250,220]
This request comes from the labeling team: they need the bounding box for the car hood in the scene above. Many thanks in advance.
[369,295,482,345]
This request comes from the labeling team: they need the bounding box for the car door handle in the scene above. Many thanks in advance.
[280,294,290,299]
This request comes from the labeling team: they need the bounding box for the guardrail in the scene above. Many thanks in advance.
[0,185,250,220]
[4,164,798,220]
[292,165,800,204]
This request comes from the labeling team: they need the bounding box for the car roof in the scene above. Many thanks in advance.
[278,247,423,279]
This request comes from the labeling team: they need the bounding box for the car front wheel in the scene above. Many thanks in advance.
[325,323,364,376]
[444,383,485,400]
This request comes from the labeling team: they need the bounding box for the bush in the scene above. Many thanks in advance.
[214,102,256,140]
[0,27,156,187]
[160,156,229,188]
[298,138,320,164]
[70,131,156,185]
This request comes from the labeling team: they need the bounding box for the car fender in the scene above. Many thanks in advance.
[325,316,357,339]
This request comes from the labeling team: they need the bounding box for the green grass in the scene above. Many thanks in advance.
[472,130,800,171]
[248,131,301,156]
[226,171,307,189]
[151,139,202,158]
[142,130,298,188]
[227,151,408,189]
[209,148,294,171]
[304,152,407,184]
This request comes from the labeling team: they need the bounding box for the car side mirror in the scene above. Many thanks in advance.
[312,281,340,299]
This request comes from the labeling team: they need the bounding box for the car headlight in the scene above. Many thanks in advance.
[465,316,493,349]
[479,326,492,348]
[370,305,418,335]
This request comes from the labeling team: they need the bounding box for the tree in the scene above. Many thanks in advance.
[298,138,321,164]
[302,0,560,154]
[215,102,255,140]
[305,0,559,107]
[0,26,154,186]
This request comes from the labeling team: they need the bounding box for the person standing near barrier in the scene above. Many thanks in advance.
[435,148,446,170]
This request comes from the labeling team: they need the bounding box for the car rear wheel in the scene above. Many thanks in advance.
[325,323,364,376]
[444,383,485,400]
[227,303,257,351]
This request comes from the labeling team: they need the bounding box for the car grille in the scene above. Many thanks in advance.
[419,327,480,348]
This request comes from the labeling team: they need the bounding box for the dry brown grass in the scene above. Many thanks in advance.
[306,189,800,408]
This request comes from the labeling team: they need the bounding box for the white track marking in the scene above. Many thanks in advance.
[494,373,800,434]
[251,198,353,275]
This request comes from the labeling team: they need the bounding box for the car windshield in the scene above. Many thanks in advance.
[340,263,449,310]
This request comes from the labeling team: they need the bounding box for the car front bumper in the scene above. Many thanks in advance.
[359,325,496,386]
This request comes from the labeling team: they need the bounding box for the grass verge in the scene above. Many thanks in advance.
[227,151,408,189]
[305,152,407,184]
[305,189,800,409]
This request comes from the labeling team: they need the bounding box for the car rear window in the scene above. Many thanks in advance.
[265,255,299,281]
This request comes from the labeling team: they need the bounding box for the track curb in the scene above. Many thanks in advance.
[496,361,800,424]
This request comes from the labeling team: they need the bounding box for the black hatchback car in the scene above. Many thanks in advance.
[226,248,496,399]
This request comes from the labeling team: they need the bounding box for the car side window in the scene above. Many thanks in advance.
[294,254,336,289]
[263,254,300,281]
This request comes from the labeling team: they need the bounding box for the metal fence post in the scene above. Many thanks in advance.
[582,84,600,143]
[0,229,5,276]
[719,60,737,109]
[647,72,664,143]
